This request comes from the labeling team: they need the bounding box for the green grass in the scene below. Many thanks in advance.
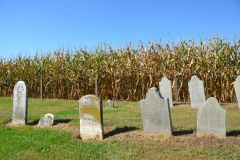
[1,97,240,159]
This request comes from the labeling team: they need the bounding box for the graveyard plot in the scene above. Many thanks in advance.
[1,98,240,159]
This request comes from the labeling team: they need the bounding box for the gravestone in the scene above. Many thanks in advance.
[159,76,173,107]
[106,100,114,109]
[12,81,28,124]
[79,95,104,140]
[188,75,205,108]
[140,87,172,135]
[197,97,226,138]
[38,113,55,128]
[233,75,240,109]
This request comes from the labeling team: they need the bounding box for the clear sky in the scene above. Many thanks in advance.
[0,0,240,59]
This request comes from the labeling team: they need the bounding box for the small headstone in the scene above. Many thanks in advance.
[106,100,114,109]
[140,87,172,135]
[188,75,205,108]
[12,81,28,124]
[159,76,173,107]
[79,95,104,140]
[38,113,55,128]
[233,75,240,109]
[197,97,226,138]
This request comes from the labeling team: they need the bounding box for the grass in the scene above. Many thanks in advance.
[1,97,240,159]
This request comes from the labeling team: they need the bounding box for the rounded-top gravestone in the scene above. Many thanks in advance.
[188,75,206,108]
[12,81,28,124]
[79,95,104,140]
[38,113,55,128]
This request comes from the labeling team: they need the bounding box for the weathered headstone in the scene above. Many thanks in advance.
[106,100,114,109]
[188,75,205,108]
[140,87,172,135]
[79,95,104,140]
[12,81,28,124]
[38,113,55,128]
[197,97,226,138]
[234,75,240,109]
[159,76,173,107]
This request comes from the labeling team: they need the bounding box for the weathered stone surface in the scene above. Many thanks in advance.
[197,97,226,138]
[188,75,205,108]
[38,113,55,128]
[159,76,173,107]
[234,75,240,109]
[79,95,104,140]
[12,81,28,124]
[140,87,172,135]
[106,100,114,109]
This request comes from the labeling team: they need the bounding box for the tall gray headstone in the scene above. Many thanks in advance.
[12,81,28,124]
[140,87,172,135]
[234,75,240,109]
[197,97,226,138]
[159,76,173,107]
[188,75,205,108]
[79,95,104,140]
[106,100,114,109]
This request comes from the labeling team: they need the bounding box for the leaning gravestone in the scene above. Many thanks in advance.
[197,97,226,138]
[140,87,172,135]
[12,81,28,124]
[188,75,206,108]
[106,100,114,109]
[234,75,240,109]
[38,113,55,128]
[159,76,173,107]
[79,95,104,140]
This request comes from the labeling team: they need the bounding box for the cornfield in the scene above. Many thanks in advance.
[0,36,239,102]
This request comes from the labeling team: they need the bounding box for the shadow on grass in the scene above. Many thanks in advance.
[105,126,139,138]
[27,119,71,126]
[54,119,71,124]
[173,102,190,106]
[173,130,194,136]
[227,130,240,137]
[113,106,119,108]
[27,120,39,126]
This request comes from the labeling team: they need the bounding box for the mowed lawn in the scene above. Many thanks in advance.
[1,97,240,159]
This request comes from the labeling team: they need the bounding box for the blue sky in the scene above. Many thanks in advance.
[0,0,239,59]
